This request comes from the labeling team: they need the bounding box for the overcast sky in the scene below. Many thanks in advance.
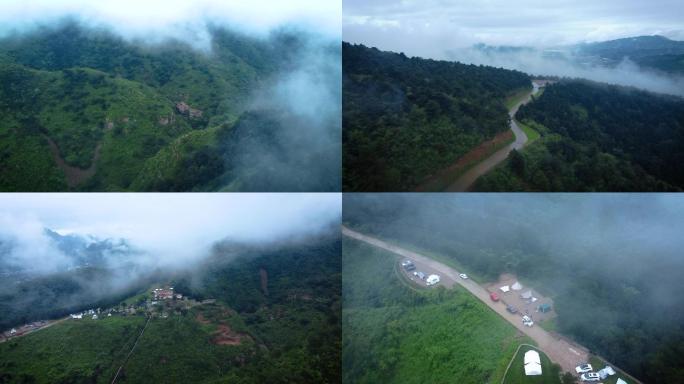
[0,0,340,43]
[344,0,684,56]
[0,193,341,271]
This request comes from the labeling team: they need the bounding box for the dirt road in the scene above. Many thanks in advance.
[446,81,540,191]
[0,317,68,343]
[343,226,590,374]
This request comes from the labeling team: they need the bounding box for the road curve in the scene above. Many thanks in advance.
[446,82,540,192]
[342,226,589,375]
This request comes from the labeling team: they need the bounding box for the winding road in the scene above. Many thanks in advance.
[446,81,540,191]
[342,226,590,375]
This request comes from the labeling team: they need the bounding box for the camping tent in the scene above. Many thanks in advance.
[616,379,628,384]
[538,303,551,313]
[521,290,533,299]
[598,366,616,379]
[500,285,510,293]
[524,350,542,376]
[512,282,523,290]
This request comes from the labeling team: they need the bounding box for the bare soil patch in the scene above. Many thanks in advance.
[45,135,101,188]
[415,129,514,191]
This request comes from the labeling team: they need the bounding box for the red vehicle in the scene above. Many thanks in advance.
[490,292,499,302]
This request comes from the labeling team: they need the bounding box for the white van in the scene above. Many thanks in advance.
[426,274,441,286]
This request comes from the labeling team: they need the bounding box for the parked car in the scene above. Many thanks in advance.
[506,305,518,314]
[426,274,441,286]
[580,373,601,382]
[401,260,413,267]
[490,292,499,301]
[459,273,468,279]
[413,271,426,280]
[576,364,593,373]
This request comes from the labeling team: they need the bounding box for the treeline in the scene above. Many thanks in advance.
[342,194,684,383]
[476,80,684,191]
[343,42,530,191]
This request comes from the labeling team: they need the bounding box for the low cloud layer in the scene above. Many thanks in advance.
[344,0,684,97]
[0,0,340,45]
[0,193,341,274]
[344,0,684,49]
[447,48,684,97]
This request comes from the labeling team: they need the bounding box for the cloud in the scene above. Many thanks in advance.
[344,0,684,49]
[0,193,341,272]
[0,0,341,46]
[446,47,684,97]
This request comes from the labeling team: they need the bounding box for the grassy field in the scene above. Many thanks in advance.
[0,316,146,383]
[505,87,534,110]
[343,238,533,384]
[502,345,561,384]
[516,119,541,143]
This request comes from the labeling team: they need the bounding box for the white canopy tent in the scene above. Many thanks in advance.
[500,285,510,293]
[524,350,542,375]
[521,290,533,299]
[512,281,523,290]
[616,379,628,384]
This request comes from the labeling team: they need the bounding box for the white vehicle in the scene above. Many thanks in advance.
[426,274,441,286]
[522,315,534,327]
[580,373,601,382]
[576,364,593,374]
[401,260,413,267]
[459,273,468,279]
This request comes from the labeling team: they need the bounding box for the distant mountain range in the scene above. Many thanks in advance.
[474,35,684,75]
[0,229,137,277]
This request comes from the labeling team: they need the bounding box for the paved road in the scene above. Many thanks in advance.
[447,82,540,191]
[343,226,590,375]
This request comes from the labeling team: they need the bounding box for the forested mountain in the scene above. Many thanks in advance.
[343,194,684,384]
[0,233,341,383]
[476,80,684,191]
[0,20,340,192]
[343,43,530,191]
[575,35,684,70]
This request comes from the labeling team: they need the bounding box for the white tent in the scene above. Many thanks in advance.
[426,274,440,286]
[500,285,510,293]
[616,379,627,384]
[524,350,542,375]
[512,281,523,290]
[521,290,533,299]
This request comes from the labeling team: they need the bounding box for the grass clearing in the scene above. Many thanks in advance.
[343,238,533,384]
[517,119,541,143]
[505,87,534,110]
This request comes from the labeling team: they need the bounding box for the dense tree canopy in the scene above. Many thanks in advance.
[343,43,530,191]
[477,80,684,191]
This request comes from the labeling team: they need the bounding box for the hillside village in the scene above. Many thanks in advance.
[1,286,216,342]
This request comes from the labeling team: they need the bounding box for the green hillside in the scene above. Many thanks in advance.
[0,21,340,191]
[342,42,530,191]
[475,80,684,191]
[343,238,534,384]
[0,236,341,383]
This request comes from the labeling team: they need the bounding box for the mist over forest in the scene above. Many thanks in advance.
[343,193,684,382]
[0,194,341,330]
[0,1,341,191]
